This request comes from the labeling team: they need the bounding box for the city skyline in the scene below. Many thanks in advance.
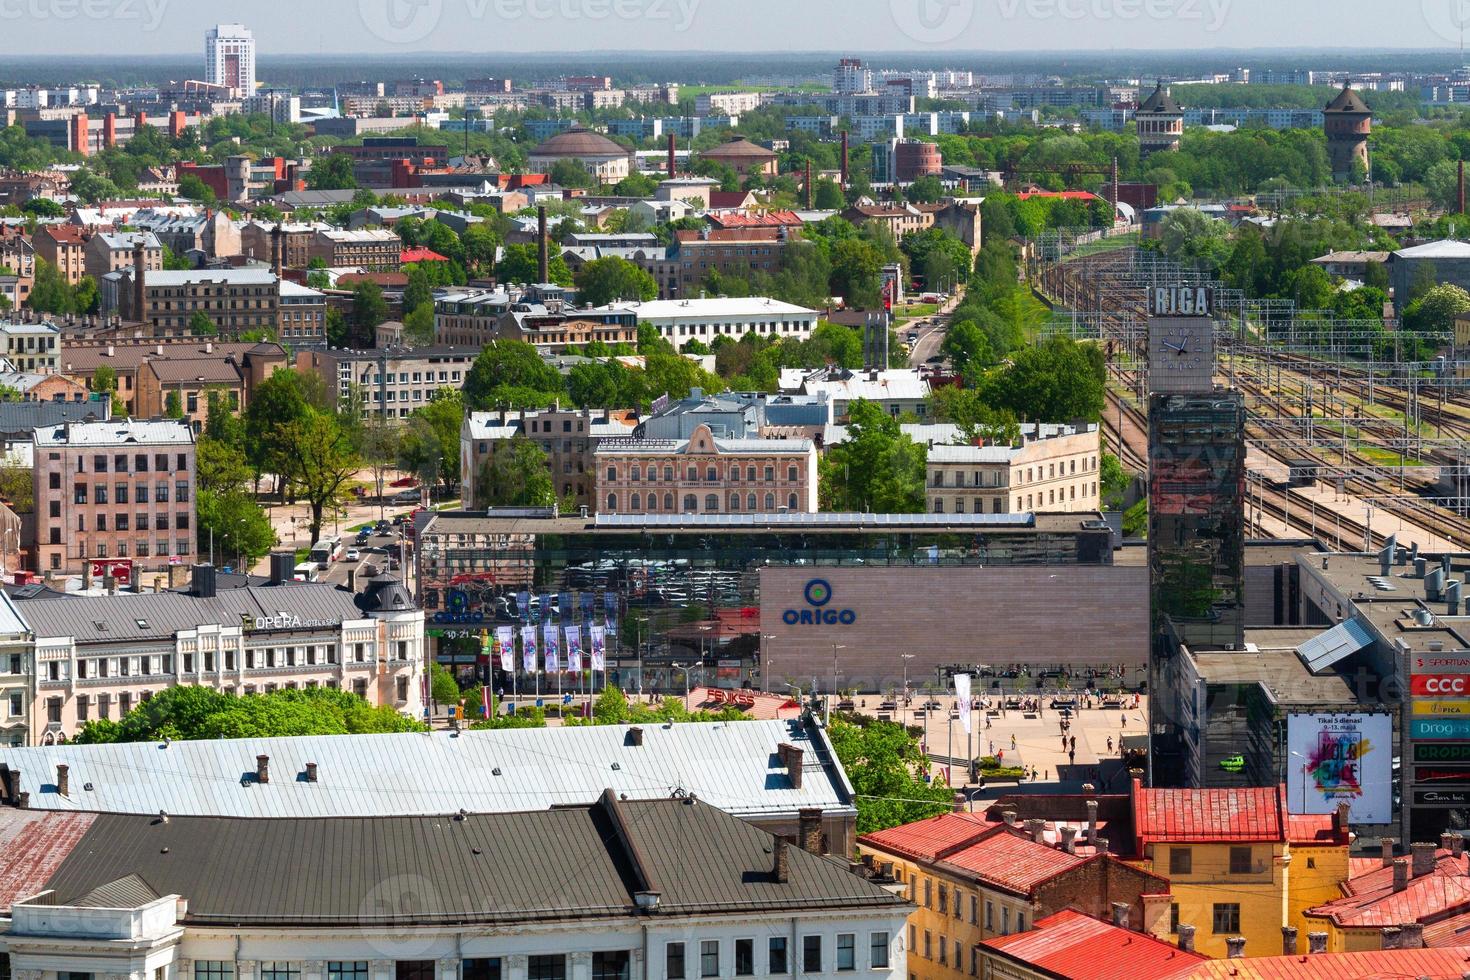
[2,0,1470,57]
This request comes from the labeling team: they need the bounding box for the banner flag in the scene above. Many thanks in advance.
[590,625,607,672]
[955,673,973,736]
[496,626,514,672]
[565,626,584,672]
[520,626,538,674]
[543,620,560,673]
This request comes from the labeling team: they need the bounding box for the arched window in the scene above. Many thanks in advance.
[682,494,697,512]
[705,494,719,512]
[630,465,641,482]
[787,493,798,511]
[630,493,641,510]
[606,465,617,482]
[664,466,673,481]
[664,493,674,511]
[729,493,740,511]
[705,465,718,482]
[747,493,757,511]
[764,492,775,510]
[606,493,618,511]
[647,493,658,512]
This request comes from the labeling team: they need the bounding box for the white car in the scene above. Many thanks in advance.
[346,548,361,561]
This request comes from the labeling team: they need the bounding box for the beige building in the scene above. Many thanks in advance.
[82,230,162,283]
[31,418,196,574]
[0,317,59,373]
[307,228,401,271]
[117,267,280,338]
[32,224,88,285]
[926,424,1101,515]
[595,423,818,516]
[297,344,479,420]
[462,407,635,510]
[58,339,287,417]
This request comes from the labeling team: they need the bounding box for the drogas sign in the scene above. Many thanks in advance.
[782,579,857,627]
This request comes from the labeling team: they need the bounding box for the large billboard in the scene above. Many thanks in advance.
[1286,712,1392,824]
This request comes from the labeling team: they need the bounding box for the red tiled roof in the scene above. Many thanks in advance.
[1343,850,1462,896]
[981,910,1206,980]
[1287,812,1346,846]
[707,210,802,229]
[0,809,95,912]
[939,827,1092,895]
[1308,854,1470,927]
[401,247,449,263]
[859,811,991,862]
[1185,946,1470,979]
[1134,784,1285,845]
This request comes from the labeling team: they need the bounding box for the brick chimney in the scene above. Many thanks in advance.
[1380,926,1402,950]
[1225,937,1246,959]
[103,112,117,149]
[132,240,147,323]
[804,159,813,209]
[305,762,318,782]
[840,130,849,188]
[1086,798,1099,844]
[778,743,804,789]
[1282,926,1298,955]
[1059,826,1077,854]
[629,726,643,746]
[1445,832,1458,854]
[1401,922,1425,949]
[70,112,89,157]
[1177,924,1195,952]
[1393,858,1409,892]
[798,808,823,854]
[1001,811,1018,827]
[666,132,676,178]
[55,764,69,796]
[272,222,284,278]
[1412,841,1437,877]
[1307,932,1328,954]
[537,205,549,284]
[772,836,789,883]
[256,754,270,784]
[1335,801,1351,833]
[1025,818,1046,844]
[1381,836,1396,867]
[1110,902,1129,928]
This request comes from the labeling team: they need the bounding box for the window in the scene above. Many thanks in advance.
[836,934,855,971]
[328,964,368,980]
[768,937,788,975]
[1229,847,1252,874]
[261,965,301,980]
[970,894,978,925]
[1170,904,1180,934]
[735,939,754,976]
[667,943,686,980]
[1017,912,1026,932]
[923,878,932,908]
[528,957,566,980]
[802,936,821,973]
[1212,903,1241,934]
[592,952,629,980]
[870,933,889,969]
[1002,907,1010,935]
[1169,847,1192,875]
[700,940,719,978]
[938,885,948,914]
[197,964,234,980]
[704,493,718,512]
[606,494,618,512]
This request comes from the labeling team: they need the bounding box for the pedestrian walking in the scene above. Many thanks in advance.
[1010,734,1017,750]
[1107,735,1113,752]
[1068,749,1076,764]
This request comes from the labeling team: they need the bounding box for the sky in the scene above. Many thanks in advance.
[1,0,1468,57]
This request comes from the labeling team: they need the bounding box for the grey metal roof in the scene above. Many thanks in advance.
[0,717,856,821]
[12,582,369,644]
[32,418,194,448]
[33,796,907,925]
[0,400,106,437]
[1297,618,1376,674]
[592,512,1035,529]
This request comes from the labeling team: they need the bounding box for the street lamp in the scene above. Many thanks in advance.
[760,632,777,694]
[901,652,915,704]
[827,644,846,724]
[671,661,690,704]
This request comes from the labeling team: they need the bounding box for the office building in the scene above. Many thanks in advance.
[204,23,256,95]
[589,297,819,346]
[461,408,634,511]
[925,424,1102,516]
[297,345,479,420]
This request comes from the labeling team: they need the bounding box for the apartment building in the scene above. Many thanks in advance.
[925,424,1102,515]
[461,407,635,510]
[0,317,60,373]
[9,567,423,744]
[32,224,88,284]
[595,424,818,516]
[297,344,479,419]
[115,267,280,338]
[434,287,639,350]
[278,278,328,343]
[0,236,35,305]
[240,219,327,269]
[31,418,197,574]
[591,296,820,346]
[58,339,287,417]
[82,230,162,283]
[695,90,765,114]
[307,228,402,270]
[0,591,30,747]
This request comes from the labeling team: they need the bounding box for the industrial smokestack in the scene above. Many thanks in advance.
[537,205,549,284]
[133,240,147,322]
[272,222,284,278]
[667,132,676,178]
[805,159,813,209]
[840,131,849,189]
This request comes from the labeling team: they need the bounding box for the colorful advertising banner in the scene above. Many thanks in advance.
[1414,700,1470,716]
[590,625,607,672]
[495,626,514,673]
[519,625,538,674]
[954,673,972,735]
[1286,713,1392,824]
[1413,675,1470,696]
[543,620,560,673]
[517,590,531,622]
[565,626,583,673]
[604,593,618,634]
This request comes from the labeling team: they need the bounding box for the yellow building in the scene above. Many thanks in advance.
[858,812,1171,980]
[1129,783,1352,959]
[1304,836,1470,951]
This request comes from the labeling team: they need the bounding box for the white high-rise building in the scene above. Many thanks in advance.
[205,23,256,95]
[834,57,873,94]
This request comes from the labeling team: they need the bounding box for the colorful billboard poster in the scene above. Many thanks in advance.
[1286,713,1391,824]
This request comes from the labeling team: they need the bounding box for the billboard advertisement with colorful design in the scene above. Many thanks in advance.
[1286,712,1392,824]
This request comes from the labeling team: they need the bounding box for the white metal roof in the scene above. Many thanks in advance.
[1394,240,1470,260]
[32,418,194,448]
[140,269,277,287]
[0,718,856,820]
[590,297,819,320]
[1297,618,1376,674]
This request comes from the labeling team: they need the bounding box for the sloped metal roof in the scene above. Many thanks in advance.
[1296,618,1375,673]
[0,718,855,821]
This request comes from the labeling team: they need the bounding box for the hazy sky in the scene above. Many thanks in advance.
[1,0,1467,56]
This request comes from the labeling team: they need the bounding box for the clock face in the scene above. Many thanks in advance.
[1149,319,1215,393]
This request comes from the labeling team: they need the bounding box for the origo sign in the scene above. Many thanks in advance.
[781,579,857,627]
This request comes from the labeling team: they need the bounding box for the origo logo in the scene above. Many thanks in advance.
[783,579,857,626]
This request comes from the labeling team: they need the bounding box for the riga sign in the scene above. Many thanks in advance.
[1149,285,1213,317]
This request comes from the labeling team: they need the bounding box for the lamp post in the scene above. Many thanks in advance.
[698,624,713,690]
[760,632,777,694]
[901,652,915,720]
[672,661,690,704]
[827,643,846,724]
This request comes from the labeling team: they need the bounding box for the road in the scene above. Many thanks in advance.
[907,313,950,366]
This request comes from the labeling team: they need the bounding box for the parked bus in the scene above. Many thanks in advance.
[309,537,342,568]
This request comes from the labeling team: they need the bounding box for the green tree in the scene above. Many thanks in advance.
[549,158,597,189]
[402,301,436,346]
[818,400,926,512]
[176,172,217,205]
[402,265,434,313]
[496,242,572,285]
[279,410,360,545]
[429,663,461,705]
[474,437,556,508]
[27,258,74,314]
[827,716,954,832]
[351,280,388,343]
[977,336,1106,423]
[409,390,464,486]
[573,256,658,306]
[1100,451,1130,509]
[1405,283,1470,334]
[188,309,218,336]
[164,390,184,419]
[812,178,845,210]
[463,340,566,410]
[939,319,997,376]
[198,487,277,567]
[307,153,357,190]
[22,197,65,218]
[326,307,349,347]
[242,369,313,492]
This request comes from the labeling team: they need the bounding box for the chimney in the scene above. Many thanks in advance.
[1412,841,1437,877]
[268,552,294,585]
[627,725,644,746]
[1025,818,1046,844]
[1001,810,1018,827]
[537,205,549,284]
[1335,801,1351,833]
[1282,926,1298,956]
[773,836,789,883]
[305,762,318,782]
[1450,579,1463,616]
[798,808,823,854]
[1401,922,1425,949]
[1456,835,1465,859]
[1445,832,1458,854]
[840,130,849,188]
[1307,932,1328,954]
[1059,826,1077,854]
[1225,937,1246,959]
[256,754,270,784]
[805,159,813,209]
[666,132,676,178]
[56,764,69,796]
[1086,799,1099,843]
[1093,836,1109,854]
[779,743,804,789]
[1393,857,1409,892]
[191,564,217,599]
[272,222,284,278]
[1460,159,1466,214]
[133,240,146,322]
[1177,924,1196,953]
[103,112,117,149]
[1381,926,1402,950]
[951,792,966,813]
[1110,902,1129,928]
[1382,836,1396,867]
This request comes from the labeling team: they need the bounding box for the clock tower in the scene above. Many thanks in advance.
[1147,285,1216,395]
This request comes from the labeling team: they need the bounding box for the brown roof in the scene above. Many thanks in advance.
[1138,83,1182,114]
[703,137,778,160]
[60,341,283,375]
[145,357,246,385]
[1325,84,1370,114]
[531,126,628,159]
